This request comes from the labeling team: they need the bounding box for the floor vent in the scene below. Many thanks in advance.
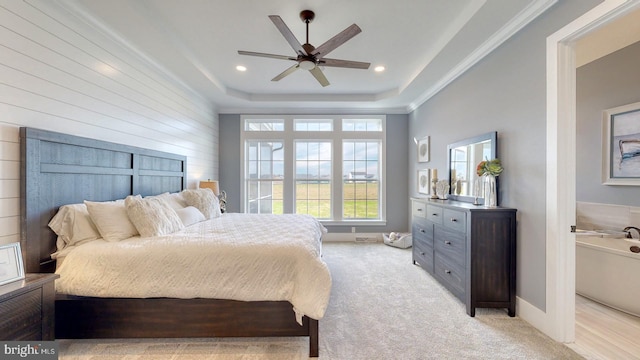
[355,236,377,243]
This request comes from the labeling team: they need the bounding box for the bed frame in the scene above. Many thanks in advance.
[19,127,319,357]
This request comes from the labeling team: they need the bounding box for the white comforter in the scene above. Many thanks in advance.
[55,213,331,321]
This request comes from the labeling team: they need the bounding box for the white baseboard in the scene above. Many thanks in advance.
[323,233,382,242]
[517,296,552,338]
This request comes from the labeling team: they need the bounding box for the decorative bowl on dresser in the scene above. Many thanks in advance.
[411,198,517,317]
[0,273,59,340]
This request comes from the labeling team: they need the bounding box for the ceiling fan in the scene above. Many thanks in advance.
[238,10,370,87]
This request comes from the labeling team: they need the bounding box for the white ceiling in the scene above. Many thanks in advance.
[57,0,558,114]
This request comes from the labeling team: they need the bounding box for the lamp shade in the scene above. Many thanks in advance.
[199,180,219,196]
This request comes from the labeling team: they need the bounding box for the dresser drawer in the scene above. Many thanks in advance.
[412,199,427,218]
[412,217,431,241]
[434,253,465,300]
[443,208,466,232]
[426,204,443,224]
[412,237,433,272]
[434,225,466,265]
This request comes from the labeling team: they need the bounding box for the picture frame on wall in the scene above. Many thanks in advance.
[0,242,25,286]
[418,169,430,194]
[602,101,640,185]
[417,136,430,163]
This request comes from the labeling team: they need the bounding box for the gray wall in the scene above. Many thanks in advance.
[577,41,640,206]
[408,0,601,311]
[219,114,410,234]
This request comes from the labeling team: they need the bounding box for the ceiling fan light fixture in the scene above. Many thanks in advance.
[298,60,316,70]
[237,10,369,86]
[374,65,385,72]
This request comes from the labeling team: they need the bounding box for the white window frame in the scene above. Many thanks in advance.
[240,114,386,225]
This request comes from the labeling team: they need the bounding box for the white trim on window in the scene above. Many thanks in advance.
[241,115,386,224]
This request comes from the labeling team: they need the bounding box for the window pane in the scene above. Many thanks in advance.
[245,140,284,215]
[295,141,332,219]
[294,119,333,131]
[343,140,381,219]
[245,119,284,131]
[343,118,382,132]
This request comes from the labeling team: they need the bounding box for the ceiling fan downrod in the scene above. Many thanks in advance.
[300,10,315,46]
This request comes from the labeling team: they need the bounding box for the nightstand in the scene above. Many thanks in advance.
[0,273,59,340]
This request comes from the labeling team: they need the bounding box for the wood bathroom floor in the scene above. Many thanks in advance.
[570,294,640,359]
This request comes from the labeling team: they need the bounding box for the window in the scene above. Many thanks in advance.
[295,141,332,218]
[342,118,383,132]
[343,141,381,219]
[241,115,386,224]
[294,119,333,131]
[245,119,284,131]
[245,141,284,214]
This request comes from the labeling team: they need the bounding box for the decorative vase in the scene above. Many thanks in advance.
[483,174,497,207]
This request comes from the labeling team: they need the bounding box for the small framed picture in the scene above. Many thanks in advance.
[0,242,25,286]
[417,136,430,163]
[418,169,430,195]
[602,101,640,185]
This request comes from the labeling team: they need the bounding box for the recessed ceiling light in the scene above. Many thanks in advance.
[236,65,247,72]
[374,66,385,72]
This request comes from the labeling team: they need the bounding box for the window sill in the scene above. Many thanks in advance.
[319,220,387,226]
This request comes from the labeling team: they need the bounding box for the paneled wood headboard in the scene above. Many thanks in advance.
[19,127,187,273]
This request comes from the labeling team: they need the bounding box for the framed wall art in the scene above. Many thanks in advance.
[418,169,430,195]
[417,136,430,163]
[602,101,640,185]
[0,242,25,286]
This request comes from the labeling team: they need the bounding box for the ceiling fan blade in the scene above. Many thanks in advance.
[238,50,296,61]
[309,67,330,87]
[311,24,362,59]
[320,58,370,69]
[271,64,299,82]
[268,15,306,56]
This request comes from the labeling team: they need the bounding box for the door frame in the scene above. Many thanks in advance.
[544,0,640,342]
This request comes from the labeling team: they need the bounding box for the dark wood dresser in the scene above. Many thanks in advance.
[411,198,517,317]
[0,273,58,340]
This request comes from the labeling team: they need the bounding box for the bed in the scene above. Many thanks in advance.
[19,127,327,357]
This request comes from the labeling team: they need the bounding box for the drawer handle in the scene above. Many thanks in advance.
[417,208,423,212]
[420,229,425,233]
[445,270,451,274]
[450,218,458,222]
[444,240,451,245]
[432,213,438,216]
[420,252,425,256]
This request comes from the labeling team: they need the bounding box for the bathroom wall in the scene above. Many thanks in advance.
[577,202,640,233]
[576,41,640,207]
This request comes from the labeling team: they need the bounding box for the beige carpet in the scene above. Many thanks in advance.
[59,242,582,359]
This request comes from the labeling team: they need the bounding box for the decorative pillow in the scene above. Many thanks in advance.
[125,195,184,237]
[181,188,222,219]
[150,192,188,211]
[175,206,206,227]
[85,199,139,242]
[48,203,101,249]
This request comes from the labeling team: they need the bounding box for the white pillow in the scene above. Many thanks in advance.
[125,195,184,237]
[181,188,222,219]
[150,192,188,211]
[175,206,206,227]
[48,203,102,249]
[85,199,139,242]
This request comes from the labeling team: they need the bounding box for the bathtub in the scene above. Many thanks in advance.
[576,234,640,317]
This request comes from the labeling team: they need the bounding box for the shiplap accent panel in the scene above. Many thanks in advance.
[0,0,218,245]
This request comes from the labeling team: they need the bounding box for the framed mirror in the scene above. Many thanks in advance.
[447,132,497,203]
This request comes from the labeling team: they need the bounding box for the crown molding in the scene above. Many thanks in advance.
[407,0,559,112]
